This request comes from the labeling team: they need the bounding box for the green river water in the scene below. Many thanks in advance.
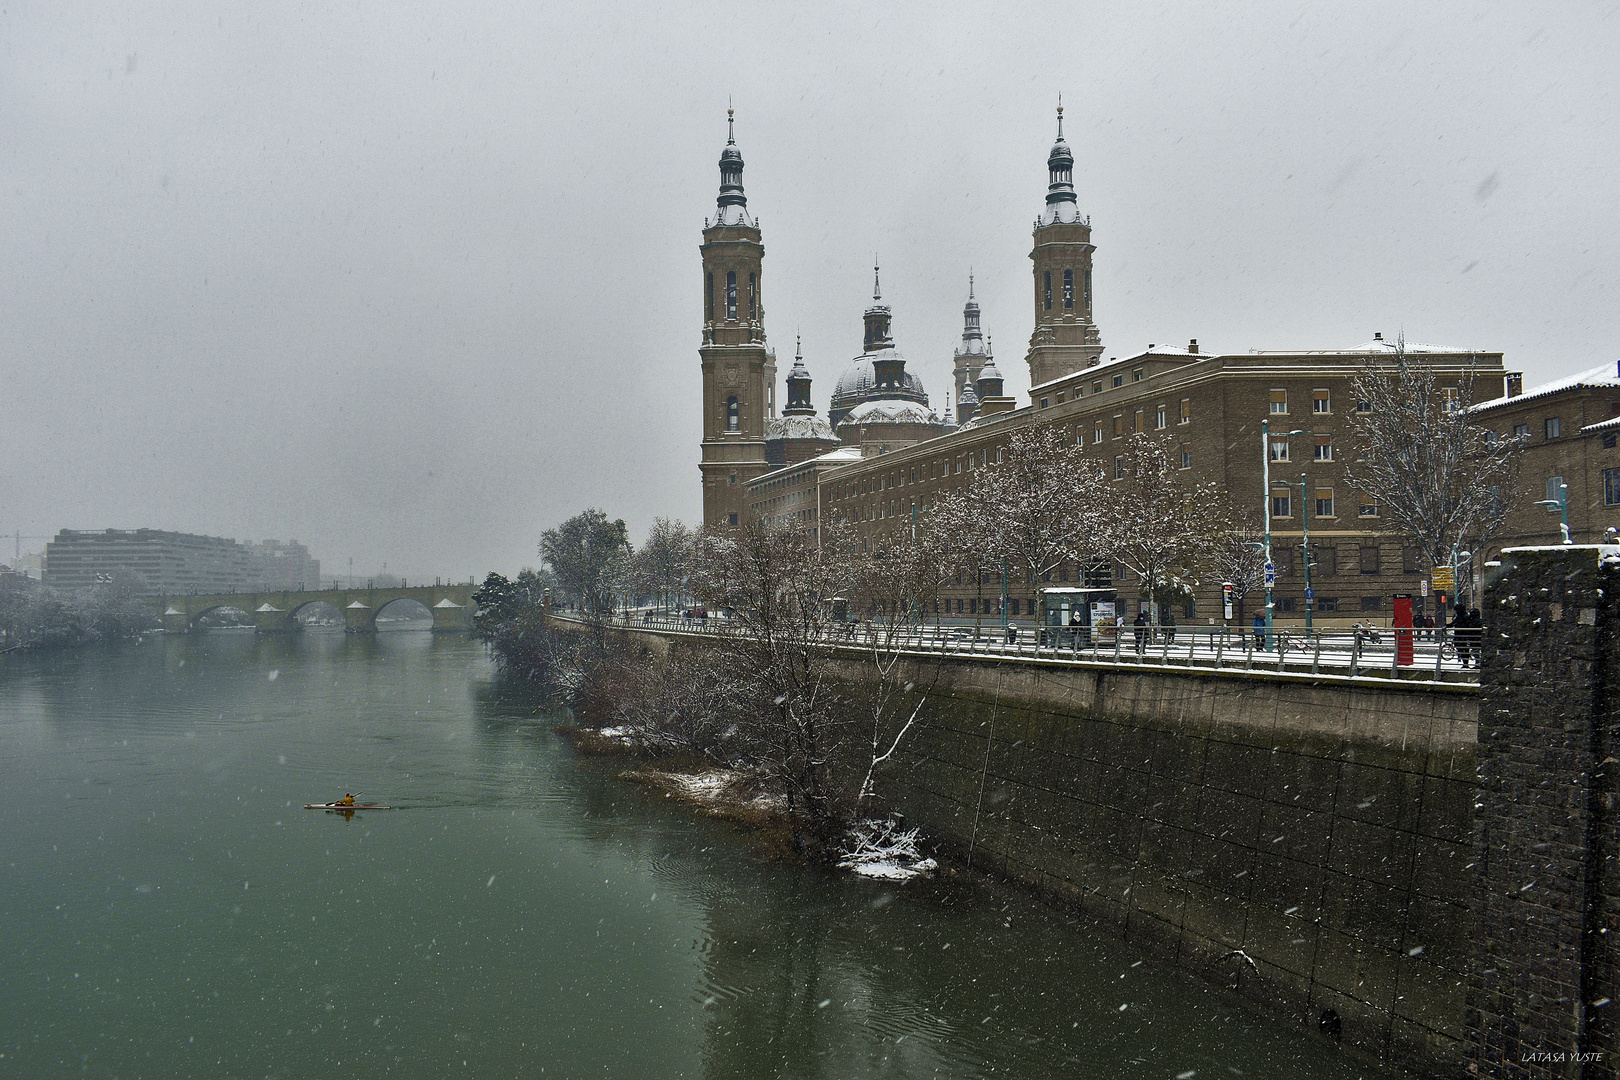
[0,630,1399,1079]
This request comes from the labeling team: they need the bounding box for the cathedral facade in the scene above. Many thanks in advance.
[698,107,1098,527]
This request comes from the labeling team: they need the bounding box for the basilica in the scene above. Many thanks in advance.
[698,107,1099,527]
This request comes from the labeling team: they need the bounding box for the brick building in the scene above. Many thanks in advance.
[700,108,1574,628]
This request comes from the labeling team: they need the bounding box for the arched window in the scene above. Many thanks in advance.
[1043,270,1052,311]
[1084,266,1092,308]
[748,272,757,319]
[706,272,714,322]
[725,271,737,320]
[1063,268,1074,309]
[726,396,739,431]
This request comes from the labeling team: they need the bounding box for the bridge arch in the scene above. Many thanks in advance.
[374,597,434,630]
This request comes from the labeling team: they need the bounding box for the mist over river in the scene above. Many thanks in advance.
[0,631,1395,1079]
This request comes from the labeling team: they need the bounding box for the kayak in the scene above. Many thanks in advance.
[304,803,391,810]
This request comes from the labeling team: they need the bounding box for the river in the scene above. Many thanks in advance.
[0,630,1398,1079]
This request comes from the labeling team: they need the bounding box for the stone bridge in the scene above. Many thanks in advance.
[150,584,477,634]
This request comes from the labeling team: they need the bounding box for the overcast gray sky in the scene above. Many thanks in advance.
[3,1,1617,579]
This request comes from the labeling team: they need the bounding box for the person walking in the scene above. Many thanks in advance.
[1133,611,1149,654]
[1162,609,1177,645]
[1459,608,1484,668]
[1251,610,1267,650]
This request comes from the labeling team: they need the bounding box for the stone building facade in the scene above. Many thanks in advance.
[702,109,1620,627]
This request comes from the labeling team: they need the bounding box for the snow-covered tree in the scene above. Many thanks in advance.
[1206,513,1267,623]
[540,508,632,615]
[932,424,1108,620]
[1343,335,1521,571]
[1097,432,1226,621]
[632,517,694,614]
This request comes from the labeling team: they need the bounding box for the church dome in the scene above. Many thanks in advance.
[830,353,929,415]
[840,398,940,427]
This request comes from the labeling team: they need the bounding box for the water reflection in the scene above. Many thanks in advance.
[0,635,1393,1079]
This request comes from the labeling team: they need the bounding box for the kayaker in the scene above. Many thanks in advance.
[338,793,355,807]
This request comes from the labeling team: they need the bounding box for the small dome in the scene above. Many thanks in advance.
[766,415,837,442]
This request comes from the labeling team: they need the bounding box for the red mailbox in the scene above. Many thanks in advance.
[1392,593,1414,667]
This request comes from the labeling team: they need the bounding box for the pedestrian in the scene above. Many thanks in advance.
[1133,611,1149,654]
[1251,610,1267,650]
[1162,609,1177,645]
[1446,607,1469,667]
[1459,607,1484,668]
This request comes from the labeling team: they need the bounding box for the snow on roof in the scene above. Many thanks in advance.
[1346,338,1471,353]
[1473,361,1620,413]
[1583,415,1620,433]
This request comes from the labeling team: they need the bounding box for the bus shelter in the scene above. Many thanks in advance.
[1038,587,1118,647]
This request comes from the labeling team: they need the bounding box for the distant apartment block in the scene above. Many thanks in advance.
[43,529,321,594]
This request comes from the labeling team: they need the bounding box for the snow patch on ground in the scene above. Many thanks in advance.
[839,817,937,881]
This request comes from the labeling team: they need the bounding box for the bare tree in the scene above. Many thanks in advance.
[632,517,694,614]
[1343,335,1521,571]
[1097,432,1227,623]
[933,424,1108,622]
[1206,512,1267,624]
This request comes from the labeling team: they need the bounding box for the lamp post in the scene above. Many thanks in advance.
[1534,482,1570,545]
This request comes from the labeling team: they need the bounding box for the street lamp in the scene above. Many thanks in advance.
[1261,420,1313,648]
[1533,482,1571,545]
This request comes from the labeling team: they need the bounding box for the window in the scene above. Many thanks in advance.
[725,270,737,320]
[1604,433,1618,450]
[1356,398,1373,414]
[1316,547,1337,576]
[1359,546,1381,575]
[1134,409,1145,433]
[1156,406,1167,429]
[1093,381,1103,394]
[1093,426,1104,444]
[1132,368,1144,382]
[1359,501,1379,517]
[1361,595,1383,611]
[1179,443,1192,469]
[1441,387,1459,413]
[1546,476,1566,506]
[1040,398,1050,409]
[1062,268,1074,309]
[1607,468,1620,507]
[1113,415,1123,438]
[1513,423,1531,440]
[748,272,756,319]
[1316,597,1339,613]
[726,396,739,431]
[1270,389,1288,414]
[1314,488,1334,517]
[1112,374,1124,388]
[1056,393,1065,404]
[1402,547,1421,574]
[1313,389,1331,414]
[1085,266,1092,306]
[1314,438,1333,461]
[1044,270,1052,311]
[1179,398,1191,424]
[1269,438,1290,462]
[1113,456,1125,479]
[728,513,739,526]
[706,272,714,321]
[1546,417,1562,439]
[1276,597,1296,613]
[1271,490,1291,517]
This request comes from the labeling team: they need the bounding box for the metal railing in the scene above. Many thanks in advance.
[558,611,1479,687]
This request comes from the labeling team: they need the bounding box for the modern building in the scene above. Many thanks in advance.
[705,108,1530,626]
[44,530,323,594]
[245,539,321,591]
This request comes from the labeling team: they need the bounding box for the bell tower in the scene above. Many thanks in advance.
[699,109,775,528]
[1026,103,1103,390]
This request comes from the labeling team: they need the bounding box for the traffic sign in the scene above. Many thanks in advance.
[1264,562,1276,586]
[1432,565,1454,589]
[1304,588,1314,600]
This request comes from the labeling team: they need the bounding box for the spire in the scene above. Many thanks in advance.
[956,273,986,356]
[863,258,893,352]
[784,334,815,415]
[1040,100,1079,226]
[713,106,753,228]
